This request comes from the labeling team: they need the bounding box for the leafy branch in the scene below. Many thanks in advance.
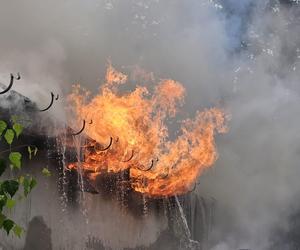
[0,117,48,237]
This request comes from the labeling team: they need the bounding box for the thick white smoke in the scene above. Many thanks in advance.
[0,0,300,249]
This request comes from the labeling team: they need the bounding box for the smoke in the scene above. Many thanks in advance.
[199,1,300,249]
[1,0,300,249]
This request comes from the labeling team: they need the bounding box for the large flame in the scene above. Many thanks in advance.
[67,64,228,197]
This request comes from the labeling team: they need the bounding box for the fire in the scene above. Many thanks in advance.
[67,64,228,197]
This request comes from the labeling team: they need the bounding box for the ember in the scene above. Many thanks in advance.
[67,64,228,197]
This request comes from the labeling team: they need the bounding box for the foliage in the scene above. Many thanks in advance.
[42,168,51,177]
[0,117,50,237]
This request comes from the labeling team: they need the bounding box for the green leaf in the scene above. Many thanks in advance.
[27,146,38,160]
[12,123,23,138]
[30,178,37,190]
[0,159,6,176]
[4,129,15,145]
[23,179,29,197]
[1,180,19,198]
[23,177,37,197]
[0,195,7,211]
[18,176,24,185]
[13,224,23,238]
[42,168,51,177]
[9,152,22,169]
[6,198,16,209]
[0,213,6,228]
[0,120,7,137]
[3,219,14,235]
[27,146,32,160]
[34,147,38,156]
[11,115,18,124]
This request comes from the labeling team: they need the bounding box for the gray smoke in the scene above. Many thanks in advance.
[0,0,300,249]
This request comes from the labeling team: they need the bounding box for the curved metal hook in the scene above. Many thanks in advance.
[122,150,134,162]
[138,159,155,171]
[187,183,197,194]
[0,73,21,95]
[39,92,55,112]
[71,120,86,136]
[97,137,113,151]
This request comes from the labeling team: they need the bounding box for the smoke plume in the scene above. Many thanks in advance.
[1,0,300,249]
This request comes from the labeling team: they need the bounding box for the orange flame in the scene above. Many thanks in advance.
[67,64,228,197]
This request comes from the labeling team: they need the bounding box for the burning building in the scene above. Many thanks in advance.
[0,65,227,249]
[1,0,300,249]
